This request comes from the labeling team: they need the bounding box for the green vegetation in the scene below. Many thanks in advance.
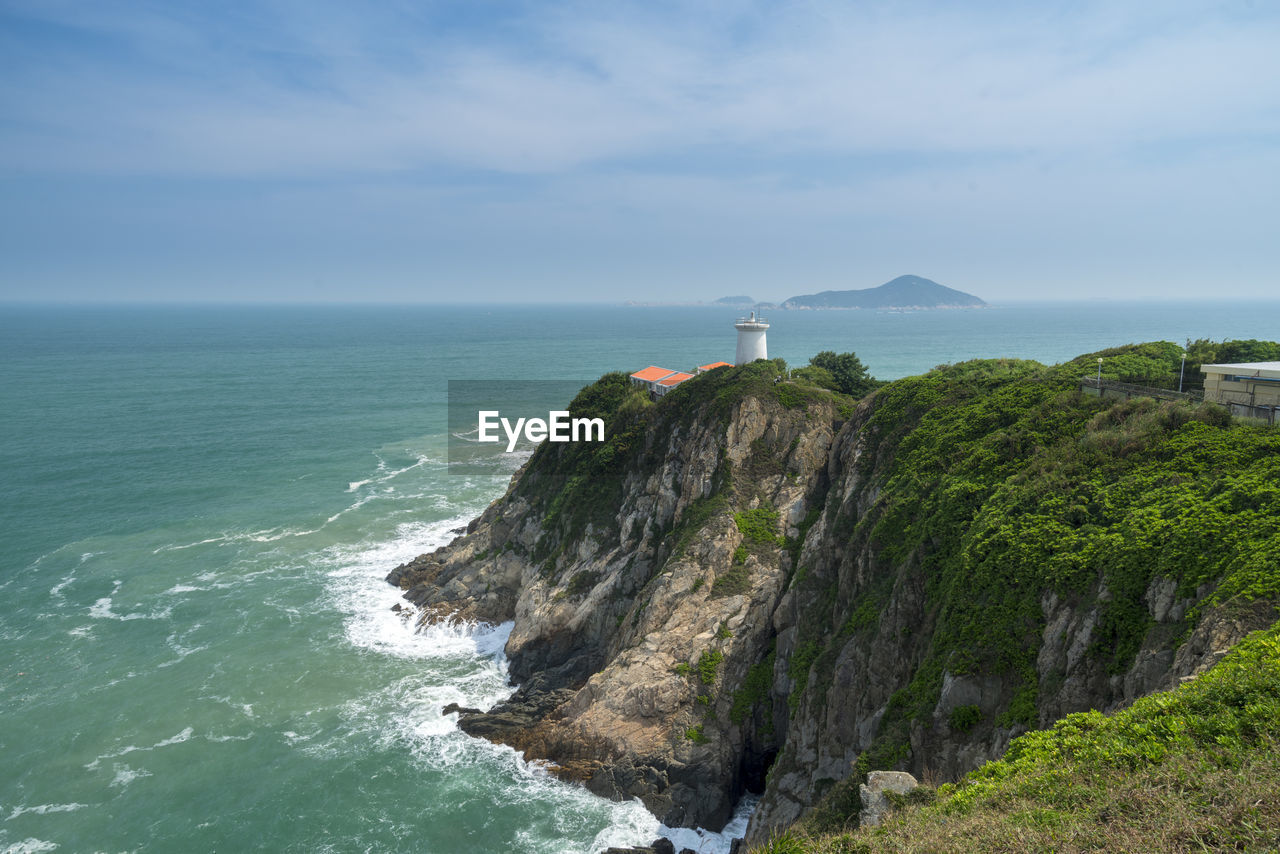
[780,342,1280,774]
[1068,337,1280,393]
[712,564,752,597]
[807,351,883,398]
[948,704,982,733]
[712,506,784,597]
[731,649,776,726]
[698,649,725,685]
[672,494,729,559]
[752,622,1280,852]
[788,640,822,712]
[684,725,709,744]
[736,507,782,544]
[563,569,600,598]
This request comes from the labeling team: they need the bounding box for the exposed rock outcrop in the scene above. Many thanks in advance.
[858,771,919,828]
[387,358,1280,845]
[389,366,838,828]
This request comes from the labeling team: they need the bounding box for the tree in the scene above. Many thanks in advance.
[809,351,879,397]
[791,365,839,392]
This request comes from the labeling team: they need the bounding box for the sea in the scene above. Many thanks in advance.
[2,300,1278,854]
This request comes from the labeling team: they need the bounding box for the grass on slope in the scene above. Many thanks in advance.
[754,619,1280,853]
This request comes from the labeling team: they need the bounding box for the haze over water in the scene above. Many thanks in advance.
[2,301,1277,853]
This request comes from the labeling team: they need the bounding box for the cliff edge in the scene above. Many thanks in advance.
[388,343,1280,844]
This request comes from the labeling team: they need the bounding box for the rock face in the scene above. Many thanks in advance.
[858,771,918,828]
[389,366,837,828]
[387,363,1277,843]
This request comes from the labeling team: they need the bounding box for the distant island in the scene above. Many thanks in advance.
[713,295,756,305]
[783,274,985,309]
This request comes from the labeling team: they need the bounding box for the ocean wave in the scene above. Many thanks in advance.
[4,803,88,821]
[322,515,499,662]
[156,628,209,668]
[313,463,748,852]
[108,764,152,789]
[348,453,441,492]
[88,581,172,623]
[202,695,255,719]
[152,526,317,554]
[47,564,82,600]
[658,795,758,854]
[1,839,60,854]
[84,727,194,770]
[87,597,172,623]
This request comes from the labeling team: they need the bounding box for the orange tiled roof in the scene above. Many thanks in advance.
[631,365,678,382]
[657,372,694,387]
[699,361,732,371]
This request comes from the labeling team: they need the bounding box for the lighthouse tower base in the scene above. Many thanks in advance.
[734,312,770,365]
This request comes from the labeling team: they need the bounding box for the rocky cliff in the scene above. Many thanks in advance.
[388,345,1280,845]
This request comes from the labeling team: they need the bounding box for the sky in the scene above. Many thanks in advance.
[1,0,1278,304]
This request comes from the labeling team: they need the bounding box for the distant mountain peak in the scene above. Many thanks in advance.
[783,275,985,310]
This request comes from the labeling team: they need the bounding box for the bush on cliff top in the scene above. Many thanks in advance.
[753,620,1280,853]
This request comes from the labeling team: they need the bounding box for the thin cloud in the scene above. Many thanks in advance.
[1,1,1277,176]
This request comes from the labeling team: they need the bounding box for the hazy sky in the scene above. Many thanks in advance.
[1,0,1277,303]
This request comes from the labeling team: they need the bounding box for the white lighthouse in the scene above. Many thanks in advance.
[734,311,769,365]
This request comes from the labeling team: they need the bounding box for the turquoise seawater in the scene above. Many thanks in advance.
[2,301,1278,853]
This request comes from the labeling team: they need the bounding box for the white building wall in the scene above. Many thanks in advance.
[734,314,769,365]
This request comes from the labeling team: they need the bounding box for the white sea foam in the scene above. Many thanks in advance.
[348,454,434,492]
[5,803,88,821]
[154,728,194,748]
[48,572,75,600]
[152,535,231,554]
[152,526,317,554]
[588,801,662,852]
[108,764,152,788]
[84,727,195,770]
[322,491,382,526]
[2,839,60,853]
[202,695,254,719]
[88,596,171,623]
[658,795,758,854]
[319,462,751,852]
[323,515,497,662]
[157,629,209,668]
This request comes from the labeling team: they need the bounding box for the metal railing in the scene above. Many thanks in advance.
[1080,377,1204,403]
[1081,377,1276,424]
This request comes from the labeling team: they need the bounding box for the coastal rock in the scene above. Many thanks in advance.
[389,372,837,829]
[858,770,918,828]
[601,844,678,854]
[390,363,1277,844]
